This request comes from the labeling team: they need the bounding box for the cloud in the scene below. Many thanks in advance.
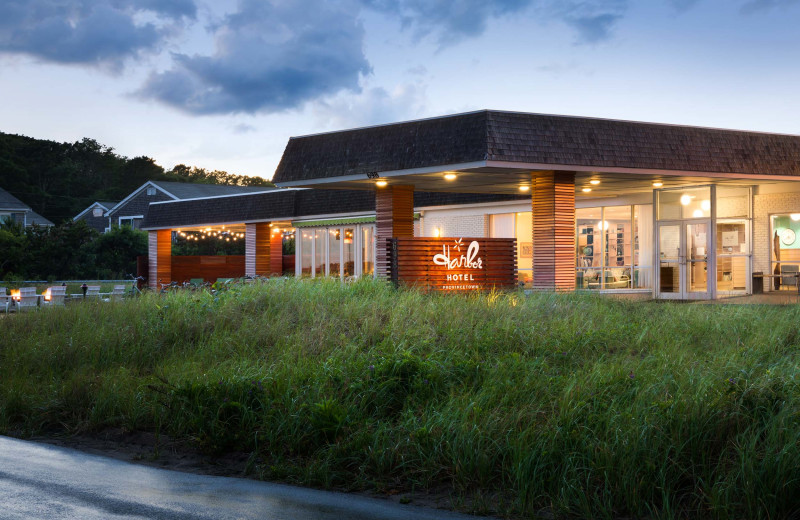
[564,13,622,43]
[740,0,800,14]
[138,0,371,115]
[363,0,533,46]
[231,123,257,134]
[667,0,701,11]
[313,83,427,129]
[0,0,196,68]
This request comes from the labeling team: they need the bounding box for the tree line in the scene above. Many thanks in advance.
[0,132,272,224]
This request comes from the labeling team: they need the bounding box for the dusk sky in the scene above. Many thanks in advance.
[1,0,799,180]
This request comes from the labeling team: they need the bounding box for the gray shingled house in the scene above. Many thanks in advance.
[0,187,54,227]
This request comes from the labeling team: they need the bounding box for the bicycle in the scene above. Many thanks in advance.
[127,274,145,298]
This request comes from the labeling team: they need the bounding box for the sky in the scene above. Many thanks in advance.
[1,0,799,181]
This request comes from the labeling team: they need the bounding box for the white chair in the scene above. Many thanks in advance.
[17,287,39,311]
[85,285,101,300]
[0,287,9,313]
[110,285,126,301]
[43,286,66,307]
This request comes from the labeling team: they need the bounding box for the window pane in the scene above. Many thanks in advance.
[634,205,653,289]
[314,229,325,277]
[515,212,532,287]
[343,228,355,277]
[300,230,312,276]
[328,228,341,278]
[362,225,374,277]
[576,207,602,269]
[603,206,631,268]
[658,187,711,219]
[771,215,800,290]
[490,214,514,238]
[717,186,750,219]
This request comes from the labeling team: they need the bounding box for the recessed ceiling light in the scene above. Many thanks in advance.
[519,185,530,192]
[590,179,601,185]
[652,182,663,188]
[444,173,457,181]
[582,187,592,193]
[375,180,388,187]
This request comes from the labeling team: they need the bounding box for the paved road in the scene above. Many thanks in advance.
[0,436,479,520]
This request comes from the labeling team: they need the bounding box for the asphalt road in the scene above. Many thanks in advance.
[0,436,479,520]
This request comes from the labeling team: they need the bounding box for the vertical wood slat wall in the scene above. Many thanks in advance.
[245,223,271,277]
[270,227,284,274]
[375,185,415,277]
[532,171,576,290]
[148,229,172,288]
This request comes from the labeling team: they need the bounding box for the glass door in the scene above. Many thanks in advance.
[657,220,711,299]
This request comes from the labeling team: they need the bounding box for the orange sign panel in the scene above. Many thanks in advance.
[387,237,517,291]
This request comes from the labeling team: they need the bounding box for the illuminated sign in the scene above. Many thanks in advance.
[388,237,517,291]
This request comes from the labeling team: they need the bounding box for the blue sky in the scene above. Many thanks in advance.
[1,0,799,180]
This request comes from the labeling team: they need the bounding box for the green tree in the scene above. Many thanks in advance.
[0,218,28,278]
[92,226,148,279]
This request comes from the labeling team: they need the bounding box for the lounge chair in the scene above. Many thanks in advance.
[17,287,39,311]
[43,286,66,307]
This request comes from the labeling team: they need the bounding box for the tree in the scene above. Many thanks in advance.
[92,226,148,279]
[0,218,27,278]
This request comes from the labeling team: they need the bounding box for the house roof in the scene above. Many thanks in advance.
[150,181,275,199]
[26,210,54,227]
[73,200,119,220]
[140,188,528,230]
[273,110,800,187]
[0,187,31,211]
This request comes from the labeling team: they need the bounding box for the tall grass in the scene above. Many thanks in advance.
[1,279,799,518]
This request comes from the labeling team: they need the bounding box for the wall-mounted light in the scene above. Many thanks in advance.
[519,185,530,192]
[590,179,601,185]
[652,182,663,188]
[376,179,388,187]
[433,227,441,237]
[444,173,457,181]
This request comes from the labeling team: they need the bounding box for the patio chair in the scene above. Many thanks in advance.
[43,286,66,307]
[85,285,101,300]
[110,285,126,301]
[0,287,9,313]
[17,287,39,312]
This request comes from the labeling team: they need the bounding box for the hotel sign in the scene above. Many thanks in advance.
[387,237,517,291]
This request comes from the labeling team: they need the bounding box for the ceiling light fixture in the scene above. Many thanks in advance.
[590,179,600,185]
[680,194,692,206]
[444,173,457,181]
[582,187,592,193]
[375,180,388,187]
[519,185,530,192]
[652,182,663,188]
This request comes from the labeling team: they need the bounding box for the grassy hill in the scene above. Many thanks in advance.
[1,281,798,518]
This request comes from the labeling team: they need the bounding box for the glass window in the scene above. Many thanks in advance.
[314,229,326,277]
[92,208,103,217]
[328,228,341,278]
[300,230,312,276]
[717,186,750,219]
[634,205,653,289]
[362,225,375,277]
[576,207,602,289]
[658,187,711,220]
[515,212,532,288]
[343,228,355,277]
[770,215,800,291]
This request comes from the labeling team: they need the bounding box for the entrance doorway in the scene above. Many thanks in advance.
[657,220,711,299]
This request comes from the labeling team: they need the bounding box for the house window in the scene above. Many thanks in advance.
[146,187,157,196]
[92,208,103,217]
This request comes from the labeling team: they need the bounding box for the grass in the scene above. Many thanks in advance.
[1,279,799,518]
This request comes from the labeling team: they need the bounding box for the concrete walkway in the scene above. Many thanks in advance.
[0,436,480,520]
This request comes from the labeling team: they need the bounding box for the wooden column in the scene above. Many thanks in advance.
[375,185,414,278]
[270,227,284,275]
[148,229,172,288]
[532,171,576,291]
[245,223,271,277]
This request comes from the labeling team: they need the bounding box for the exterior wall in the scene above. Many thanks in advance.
[109,189,172,225]
[420,205,495,238]
[753,190,800,281]
[78,212,110,233]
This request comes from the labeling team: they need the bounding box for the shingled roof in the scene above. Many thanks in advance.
[273,110,800,184]
[141,189,528,230]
